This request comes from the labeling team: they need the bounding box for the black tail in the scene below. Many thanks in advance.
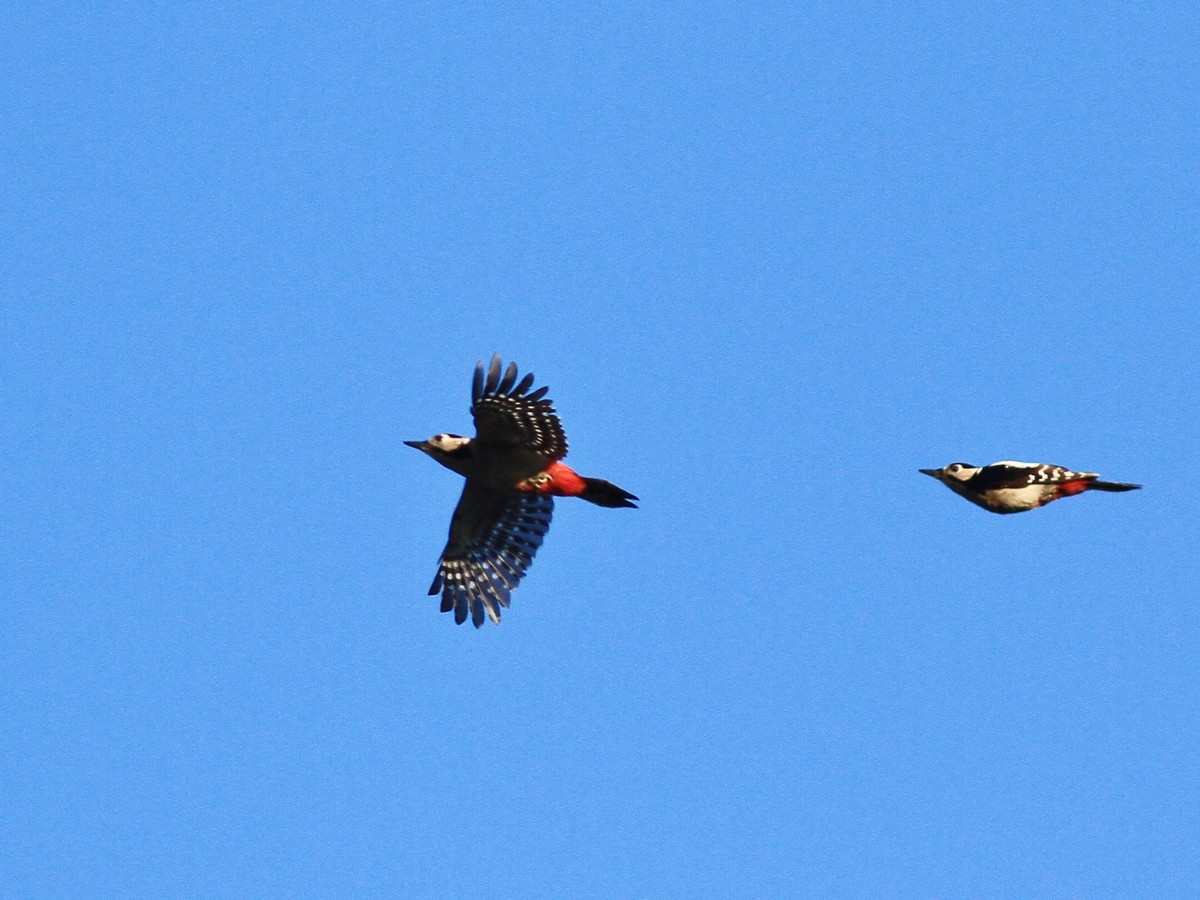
[1090,480,1142,492]
[580,478,638,508]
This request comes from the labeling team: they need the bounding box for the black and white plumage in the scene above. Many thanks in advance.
[471,356,568,463]
[429,485,553,627]
[406,355,637,627]
[919,460,1141,514]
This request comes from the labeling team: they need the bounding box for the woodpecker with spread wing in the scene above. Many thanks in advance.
[406,355,637,627]
[919,460,1141,514]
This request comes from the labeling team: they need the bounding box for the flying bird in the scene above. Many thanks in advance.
[919,460,1141,514]
[406,355,637,627]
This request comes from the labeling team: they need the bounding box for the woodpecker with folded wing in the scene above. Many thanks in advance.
[919,460,1141,514]
[406,355,637,627]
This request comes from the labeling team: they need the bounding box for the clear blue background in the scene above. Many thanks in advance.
[3,3,1197,897]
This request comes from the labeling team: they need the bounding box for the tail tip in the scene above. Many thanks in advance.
[1092,480,1142,492]
[581,478,639,508]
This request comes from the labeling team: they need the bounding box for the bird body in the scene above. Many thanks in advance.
[407,355,636,627]
[919,460,1140,514]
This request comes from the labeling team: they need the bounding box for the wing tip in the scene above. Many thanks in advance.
[474,354,536,400]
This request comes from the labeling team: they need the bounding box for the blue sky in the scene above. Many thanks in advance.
[3,3,1198,897]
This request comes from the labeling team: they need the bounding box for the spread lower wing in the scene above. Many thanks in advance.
[471,354,568,460]
[428,481,554,627]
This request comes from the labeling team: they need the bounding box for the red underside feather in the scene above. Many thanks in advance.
[517,460,587,497]
[1055,480,1092,498]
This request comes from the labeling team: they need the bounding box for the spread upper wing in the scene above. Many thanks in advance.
[471,354,568,461]
[428,480,554,627]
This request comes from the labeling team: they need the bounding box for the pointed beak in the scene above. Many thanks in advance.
[919,468,942,479]
[404,440,427,450]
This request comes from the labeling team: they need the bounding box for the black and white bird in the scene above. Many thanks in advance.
[406,355,637,627]
[919,460,1141,514]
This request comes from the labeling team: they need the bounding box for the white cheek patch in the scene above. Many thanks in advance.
[432,434,470,451]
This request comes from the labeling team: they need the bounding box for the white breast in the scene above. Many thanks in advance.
[981,484,1054,512]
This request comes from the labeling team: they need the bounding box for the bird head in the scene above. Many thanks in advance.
[919,463,979,484]
[405,433,472,457]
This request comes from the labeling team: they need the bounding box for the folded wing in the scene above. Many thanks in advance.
[970,462,1095,492]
